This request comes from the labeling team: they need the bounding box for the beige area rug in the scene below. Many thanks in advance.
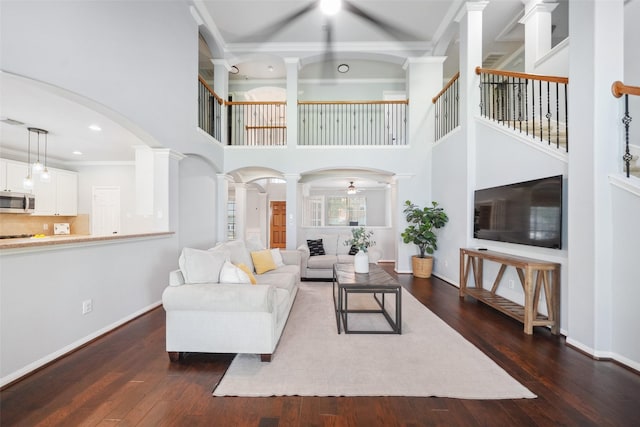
[213,282,536,399]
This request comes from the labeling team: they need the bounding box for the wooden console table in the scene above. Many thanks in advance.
[459,248,560,335]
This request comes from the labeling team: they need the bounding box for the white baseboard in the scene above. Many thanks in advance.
[566,337,640,372]
[0,301,162,388]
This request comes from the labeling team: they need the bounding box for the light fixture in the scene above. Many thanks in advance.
[347,181,357,195]
[31,128,46,175]
[72,150,83,156]
[23,128,33,190]
[89,124,102,131]
[320,0,342,16]
[267,65,274,72]
[230,66,239,74]
[41,131,50,183]
[337,63,350,73]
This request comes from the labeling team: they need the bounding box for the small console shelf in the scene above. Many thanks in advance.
[459,248,560,335]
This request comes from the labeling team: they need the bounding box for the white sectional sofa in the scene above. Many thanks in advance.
[162,240,300,362]
[298,232,382,279]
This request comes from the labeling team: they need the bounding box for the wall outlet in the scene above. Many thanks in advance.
[508,279,515,289]
[82,299,93,315]
[43,224,48,231]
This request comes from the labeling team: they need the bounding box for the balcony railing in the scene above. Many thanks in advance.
[612,81,640,178]
[298,100,408,146]
[432,72,460,141]
[476,67,569,152]
[198,76,223,141]
[228,101,287,146]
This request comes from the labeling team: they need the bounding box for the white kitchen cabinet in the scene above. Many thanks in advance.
[32,168,78,216]
[1,159,31,193]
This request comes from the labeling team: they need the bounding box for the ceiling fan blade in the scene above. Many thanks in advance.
[238,1,320,42]
[321,19,336,80]
[343,0,420,42]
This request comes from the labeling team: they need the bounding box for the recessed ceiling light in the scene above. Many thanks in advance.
[89,124,101,131]
[230,66,239,74]
[268,65,274,72]
[72,150,83,156]
[337,63,349,73]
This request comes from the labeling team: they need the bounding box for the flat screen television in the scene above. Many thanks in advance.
[474,175,563,249]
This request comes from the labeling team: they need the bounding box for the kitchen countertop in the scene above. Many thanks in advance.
[0,232,174,250]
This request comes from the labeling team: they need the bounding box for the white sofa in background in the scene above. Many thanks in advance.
[298,233,382,279]
[162,240,300,362]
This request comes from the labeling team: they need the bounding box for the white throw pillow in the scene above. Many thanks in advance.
[270,248,285,267]
[178,248,227,284]
[219,261,251,284]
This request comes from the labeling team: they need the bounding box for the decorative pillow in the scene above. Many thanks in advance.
[307,239,325,256]
[219,261,251,284]
[348,245,359,255]
[251,249,277,274]
[270,248,285,267]
[178,247,226,284]
[236,263,257,284]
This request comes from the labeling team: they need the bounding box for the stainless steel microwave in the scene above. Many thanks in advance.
[0,191,35,213]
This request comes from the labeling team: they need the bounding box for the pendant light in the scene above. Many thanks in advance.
[32,128,44,175]
[40,130,50,182]
[23,128,34,190]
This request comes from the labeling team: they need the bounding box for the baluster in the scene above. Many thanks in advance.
[546,81,552,146]
[622,94,632,178]
[564,84,569,152]
[555,83,560,149]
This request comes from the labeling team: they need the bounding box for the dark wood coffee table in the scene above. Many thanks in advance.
[332,263,402,334]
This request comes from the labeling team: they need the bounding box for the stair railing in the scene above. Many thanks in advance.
[298,100,408,146]
[612,81,640,178]
[227,101,287,146]
[476,67,569,152]
[198,76,224,141]
[432,72,460,141]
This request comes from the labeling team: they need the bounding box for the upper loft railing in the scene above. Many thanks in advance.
[612,81,640,178]
[198,76,223,141]
[432,72,460,141]
[476,67,569,152]
[297,100,408,146]
[228,101,287,146]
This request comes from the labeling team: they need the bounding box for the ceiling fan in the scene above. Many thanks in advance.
[243,0,420,74]
[346,181,363,195]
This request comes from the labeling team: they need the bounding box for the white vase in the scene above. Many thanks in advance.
[354,250,369,273]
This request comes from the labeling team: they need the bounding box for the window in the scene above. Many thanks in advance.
[305,196,324,227]
[326,196,366,226]
[227,199,236,240]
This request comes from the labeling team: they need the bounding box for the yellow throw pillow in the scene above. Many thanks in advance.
[236,263,257,284]
[250,249,277,275]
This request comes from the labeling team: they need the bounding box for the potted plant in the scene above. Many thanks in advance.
[344,226,375,273]
[401,200,448,278]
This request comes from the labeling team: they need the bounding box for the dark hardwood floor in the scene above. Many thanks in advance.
[2,263,639,426]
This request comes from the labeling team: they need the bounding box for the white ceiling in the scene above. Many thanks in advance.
[0,72,144,166]
[1,0,538,167]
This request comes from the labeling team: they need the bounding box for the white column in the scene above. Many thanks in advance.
[456,1,487,249]
[566,0,624,357]
[216,173,232,242]
[212,59,231,144]
[152,149,184,232]
[519,1,559,72]
[234,183,247,241]
[285,57,299,148]
[393,173,415,274]
[284,173,300,249]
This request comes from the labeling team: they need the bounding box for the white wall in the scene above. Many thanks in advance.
[0,0,223,385]
[0,234,177,385]
[75,163,157,234]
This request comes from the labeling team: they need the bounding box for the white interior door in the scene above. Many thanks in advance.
[92,186,121,236]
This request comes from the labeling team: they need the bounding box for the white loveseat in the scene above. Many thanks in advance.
[298,233,382,279]
[162,240,300,362]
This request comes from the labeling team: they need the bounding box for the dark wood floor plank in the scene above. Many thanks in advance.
[1,264,639,426]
